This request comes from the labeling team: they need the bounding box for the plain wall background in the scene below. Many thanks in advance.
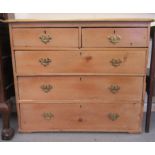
[15,13,155,21]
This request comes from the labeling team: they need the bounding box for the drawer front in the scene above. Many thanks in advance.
[20,103,141,132]
[12,28,79,48]
[82,28,148,47]
[18,76,143,102]
[15,50,146,75]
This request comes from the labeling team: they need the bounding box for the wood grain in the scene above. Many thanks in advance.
[18,76,144,102]
[20,102,142,132]
[82,28,148,47]
[12,28,79,48]
[15,50,146,75]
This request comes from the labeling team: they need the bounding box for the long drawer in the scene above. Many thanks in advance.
[18,76,143,102]
[15,50,146,75]
[12,28,79,48]
[20,103,142,132]
[82,28,148,47]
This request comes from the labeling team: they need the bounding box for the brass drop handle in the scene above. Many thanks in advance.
[40,84,53,93]
[108,113,119,121]
[39,32,52,44]
[43,112,54,120]
[39,58,52,67]
[109,85,120,94]
[108,34,121,44]
[110,59,122,67]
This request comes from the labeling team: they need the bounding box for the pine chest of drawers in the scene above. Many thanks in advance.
[9,19,151,133]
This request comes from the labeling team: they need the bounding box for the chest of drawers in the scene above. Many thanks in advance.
[9,19,151,133]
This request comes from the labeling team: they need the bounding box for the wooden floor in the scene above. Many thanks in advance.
[0,112,155,142]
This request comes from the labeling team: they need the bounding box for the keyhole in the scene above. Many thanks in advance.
[80,77,82,81]
[80,105,82,108]
[114,30,116,34]
[80,52,82,56]
[44,30,47,34]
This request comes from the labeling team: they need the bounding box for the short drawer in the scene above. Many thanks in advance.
[18,76,143,102]
[15,50,146,75]
[82,28,148,47]
[20,103,142,132]
[12,28,79,48]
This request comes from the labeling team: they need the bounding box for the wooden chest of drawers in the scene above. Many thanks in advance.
[9,19,151,133]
